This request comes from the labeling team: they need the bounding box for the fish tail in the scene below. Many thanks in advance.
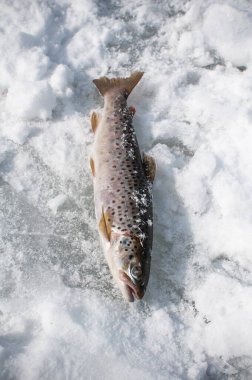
[93,71,144,97]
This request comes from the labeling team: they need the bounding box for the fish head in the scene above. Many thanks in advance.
[109,233,147,302]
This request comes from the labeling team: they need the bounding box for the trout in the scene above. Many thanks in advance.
[90,72,156,302]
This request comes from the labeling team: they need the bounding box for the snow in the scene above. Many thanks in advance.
[1,0,252,379]
[5,80,56,120]
[48,194,69,215]
[49,64,74,97]
[203,3,252,67]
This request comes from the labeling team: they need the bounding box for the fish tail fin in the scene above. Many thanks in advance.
[93,71,144,97]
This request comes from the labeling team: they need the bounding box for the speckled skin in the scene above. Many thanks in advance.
[92,88,153,301]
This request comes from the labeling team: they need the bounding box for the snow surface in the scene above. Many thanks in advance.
[1,0,252,379]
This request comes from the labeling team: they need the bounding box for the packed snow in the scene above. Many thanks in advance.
[1,0,252,379]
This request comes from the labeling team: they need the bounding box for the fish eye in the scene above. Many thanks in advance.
[129,254,134,260]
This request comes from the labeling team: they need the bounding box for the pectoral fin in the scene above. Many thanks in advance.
[143,154,156,183]
[99,208,112,241]
[90,111,101,133]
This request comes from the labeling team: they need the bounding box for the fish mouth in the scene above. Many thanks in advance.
[119,270,144,302]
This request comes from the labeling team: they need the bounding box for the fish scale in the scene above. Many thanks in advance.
[95,92,150,236]
[91,72,155,302]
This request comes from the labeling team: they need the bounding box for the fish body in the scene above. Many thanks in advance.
[90,72,155,302]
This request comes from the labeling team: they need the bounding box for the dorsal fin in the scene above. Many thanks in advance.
[93,72,144,97]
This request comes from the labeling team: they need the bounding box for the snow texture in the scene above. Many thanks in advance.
[1,0,252,379]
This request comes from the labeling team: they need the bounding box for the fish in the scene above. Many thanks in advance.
[90,72,156,302]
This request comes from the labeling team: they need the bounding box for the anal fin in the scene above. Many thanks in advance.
[143,154,156,183]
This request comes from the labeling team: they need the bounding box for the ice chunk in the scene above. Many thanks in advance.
[49,64,74,96]
[5,80,56,120]
[48,194,69,215]
[15,47,50,81]
[203,4,252,66]
[191,273,252,358]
